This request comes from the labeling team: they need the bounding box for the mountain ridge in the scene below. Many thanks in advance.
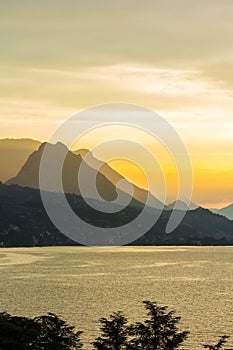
[1,183,233,247]
[1,138,231,213]
[6,141,164,209]
[210,203,233,221]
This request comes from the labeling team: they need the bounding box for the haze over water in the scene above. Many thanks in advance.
[0,246,232,349]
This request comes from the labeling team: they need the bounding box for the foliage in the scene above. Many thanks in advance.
[34,313,83,350]
[0,312,40,349]
[0,312,83,350]
[203,335,230,349]
[92,311,128,350]
[0,303,231,350]
[127,301,189,350]
[92,301,189,350]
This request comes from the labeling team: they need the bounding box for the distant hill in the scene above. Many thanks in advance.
[0,183,77,247]
[0,138,41,182]
[133,206,233,246]
[166,200,199,211]
[1,183,233,247]
[6,142,163,208]
[210,204,233,221]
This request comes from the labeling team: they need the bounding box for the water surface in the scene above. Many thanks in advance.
[0,246,232,349]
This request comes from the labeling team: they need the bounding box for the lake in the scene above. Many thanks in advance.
[0,246,232,349]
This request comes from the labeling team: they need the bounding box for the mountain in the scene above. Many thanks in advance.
[0,183,77,247]
[166,200,199,211]
[1,183,233,247]
[6,142,121,202]
[74,148,164,208]
[0,138,41,182]
[6,142,163,208]
[133,206,233,246]
[210,204,233,221]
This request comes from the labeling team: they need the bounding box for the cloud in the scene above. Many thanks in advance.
[1,63,232,138]
[77,64,233,97]
[7,62,232,100]
[0,99,76,122]
[1,0,233,81]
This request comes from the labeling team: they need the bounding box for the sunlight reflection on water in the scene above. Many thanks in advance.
[0,246,232,349]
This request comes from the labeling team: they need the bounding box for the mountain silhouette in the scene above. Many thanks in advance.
[73,148,163,208]
[0,138,41,182]
[6,142,163,208]
[166,200,199,211]
[210,203,233,221]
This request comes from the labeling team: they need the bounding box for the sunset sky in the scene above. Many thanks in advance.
[1,0,233,208]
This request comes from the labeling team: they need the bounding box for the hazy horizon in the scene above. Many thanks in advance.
[0,136,232,210]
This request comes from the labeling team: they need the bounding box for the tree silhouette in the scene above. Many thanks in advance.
[34,313,83,349]
[92,301,189,350]
[0,312,40,349]
[1,304,230,349]
[127,301,189,350]
[0,312,83,350]
[203,335,230,349]
[92,311,129,350]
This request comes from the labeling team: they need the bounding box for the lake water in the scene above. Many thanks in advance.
[0,246,232,349]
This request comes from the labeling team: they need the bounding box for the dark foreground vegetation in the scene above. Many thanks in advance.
[0,301,231,350]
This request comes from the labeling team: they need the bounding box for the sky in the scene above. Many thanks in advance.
[1,0,233,208]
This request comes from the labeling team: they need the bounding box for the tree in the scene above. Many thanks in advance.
[92,311,129,350]
[34,313,83,350]
[0,312,83,350]
[203,335,230,349]
[0,312,42,349]
[92,301,189,350]
[127,301,189,350]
